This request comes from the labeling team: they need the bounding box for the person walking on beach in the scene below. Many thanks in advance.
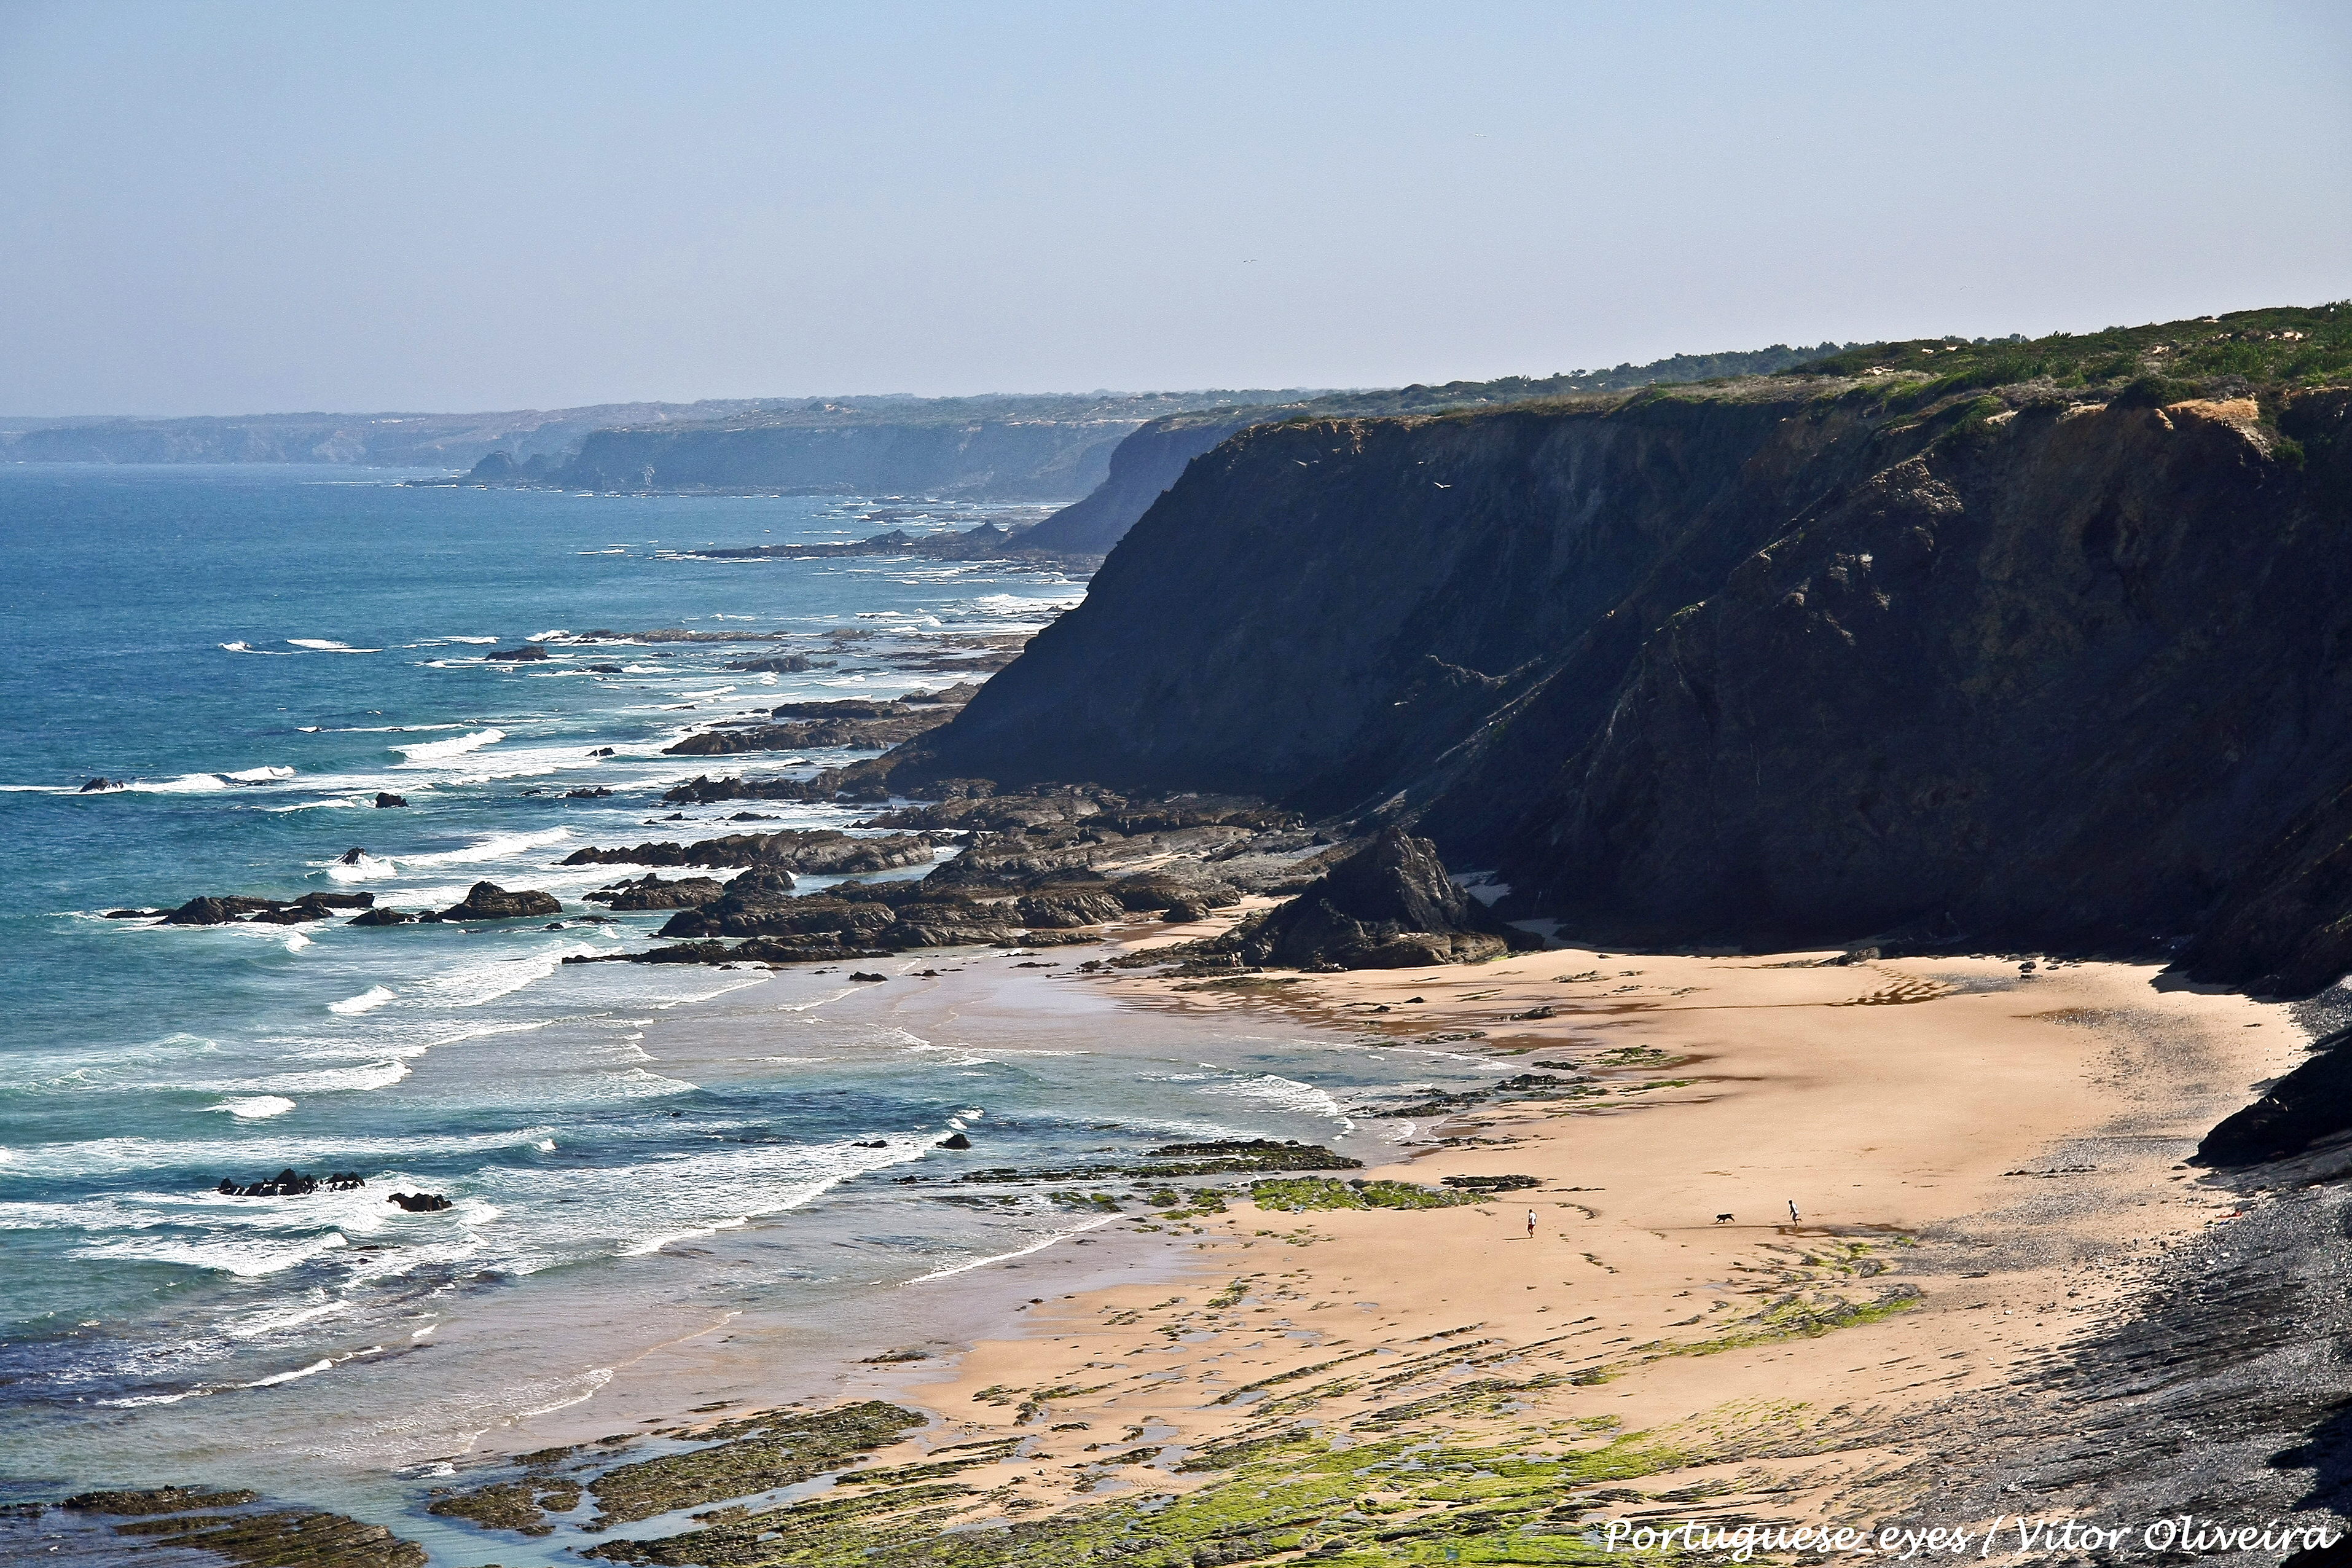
[1527,1209,1538,1238]
[1788,1199,1801,1226]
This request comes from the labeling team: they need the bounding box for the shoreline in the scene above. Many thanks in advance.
[420,925,2314,1561]
[18,920,2325,1564]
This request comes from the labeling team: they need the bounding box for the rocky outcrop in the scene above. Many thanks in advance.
[664,707,957,756]
[388,1192,453,1212]
[561,829,933,876]
[164,892,374,926]
[1217,828,1530,968]
[486,644,550,662]
[436,882,561,920]
[374,792,408,807]
[587,874,730,911]
[216,1169,365,1197]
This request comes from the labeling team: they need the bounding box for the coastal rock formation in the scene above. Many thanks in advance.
[374,791,408,807]
[348,906,415,926]
[216,1169,364,1197]
[561,829,933,876]
[1216,828,1530,968]
[388,1192,453,1212]
[586,874,730,911]
[435,882,560,920]
[877,307,2352,991]
[485,643,550,662]
[164,892,375,926]
[663,702,959,756]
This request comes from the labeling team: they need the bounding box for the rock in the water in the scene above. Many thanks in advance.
[388,1191,453,1212]
[79,777,120,793]
[486,643,551,662]
[437,882,561,920]
[589,746,617,756]
[849,971,888,982]
[1220,828,1532,969]
[938,1132,972,1150]
[103,907,163,919]
[564,786,613,798]
[216,1167,345,1198]
[348,906,416,926]
[375,792,408,807]
[339,847,367,864]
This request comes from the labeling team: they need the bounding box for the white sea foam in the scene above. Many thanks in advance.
[324,851,398,881]
[122,766,297,793]
[394,727,504,762]
[245,1357,337,1386]
[206,1096,297,1119]
[418,943,597,1007]
[397,826,569,866]
[283,931,312,953]
[2,1124,558,1180]
[1201,1073,1354,1132]
[329,986,398,1016]
[257,1059,408,1093]
[220,641,291,656]
[77,1229,350,1278]
[286,639,382,653]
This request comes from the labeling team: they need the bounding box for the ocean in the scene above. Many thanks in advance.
[0,465,1499,1560]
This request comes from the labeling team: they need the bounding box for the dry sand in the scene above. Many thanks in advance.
[813,926,2307,1527]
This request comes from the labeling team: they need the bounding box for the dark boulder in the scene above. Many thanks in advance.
[104,907,163,919]
[437,882,562,920]
[486,644,551,662]
[348,906,417,926]
[849,971,888,982]
[164,896,276,925]
[374,792,409,808]
[388,1192,453,1212]
[564,786,613,799]
[79,777,120,793]
[1220,828,1532,969]
[938,1132,973,1150]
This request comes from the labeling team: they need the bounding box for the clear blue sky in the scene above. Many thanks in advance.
[2,0,2345,415]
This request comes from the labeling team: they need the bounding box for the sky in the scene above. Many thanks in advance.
[1,0,2346,416]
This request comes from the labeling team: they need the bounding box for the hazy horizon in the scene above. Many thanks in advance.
[3,0,2346,418]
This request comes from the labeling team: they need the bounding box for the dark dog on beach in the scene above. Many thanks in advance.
[1714,1213,1733,1223]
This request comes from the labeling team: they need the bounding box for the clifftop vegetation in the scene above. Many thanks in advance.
[1790,301,2351,399]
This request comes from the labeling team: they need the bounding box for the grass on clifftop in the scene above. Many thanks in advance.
[1789,301,2352,396]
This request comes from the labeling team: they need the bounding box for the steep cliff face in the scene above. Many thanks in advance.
[1486,391,2352,957]
[904,339,2352,988]
[909,387,1891,809]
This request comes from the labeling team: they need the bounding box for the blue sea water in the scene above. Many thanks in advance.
[0,465,1500,1558]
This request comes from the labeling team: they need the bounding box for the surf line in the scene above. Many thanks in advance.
[904,1215,1121,1284]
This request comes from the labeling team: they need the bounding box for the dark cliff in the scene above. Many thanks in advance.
[898,304,2352,992]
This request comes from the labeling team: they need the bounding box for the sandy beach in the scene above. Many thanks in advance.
[731,921,2307,1537]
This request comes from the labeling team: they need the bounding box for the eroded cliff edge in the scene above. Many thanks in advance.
[888,308,2352,993]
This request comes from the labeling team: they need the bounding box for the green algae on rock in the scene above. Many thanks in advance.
[589,1401,928,1525]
